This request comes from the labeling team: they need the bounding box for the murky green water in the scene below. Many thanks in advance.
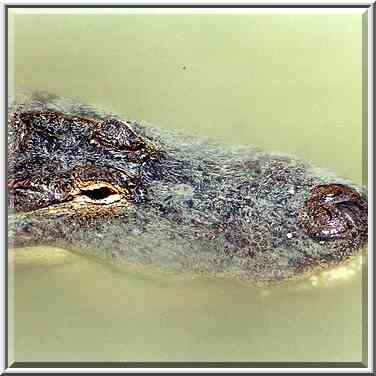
[8,9,366,363]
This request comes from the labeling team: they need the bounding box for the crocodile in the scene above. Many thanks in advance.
[7,92,368,286]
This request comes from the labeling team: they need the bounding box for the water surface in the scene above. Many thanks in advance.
[8,9,365,363]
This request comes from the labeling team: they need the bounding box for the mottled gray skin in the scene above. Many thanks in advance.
[8,92,368,286]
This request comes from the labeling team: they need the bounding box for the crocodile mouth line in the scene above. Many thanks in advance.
[9,198,130,220]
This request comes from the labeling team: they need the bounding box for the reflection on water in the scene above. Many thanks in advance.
[8,10,365,363]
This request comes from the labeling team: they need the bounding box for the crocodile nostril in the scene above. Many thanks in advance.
[299,183,368,241]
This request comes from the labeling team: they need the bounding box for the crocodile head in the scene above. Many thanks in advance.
[8,93,368,286]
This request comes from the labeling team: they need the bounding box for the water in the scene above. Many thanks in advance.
[8,9,366,363]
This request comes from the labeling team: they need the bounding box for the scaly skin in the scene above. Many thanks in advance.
[8,92,368,286]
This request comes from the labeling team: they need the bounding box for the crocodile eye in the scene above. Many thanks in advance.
[81,186,118,201]
[300,184,367,241]
[72,182,126,205]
